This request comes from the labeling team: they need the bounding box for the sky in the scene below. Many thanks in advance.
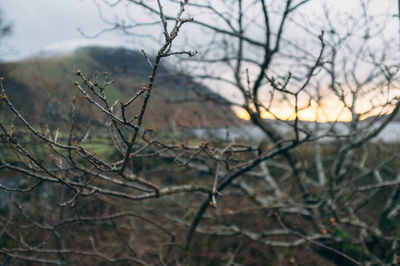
[1,0,396,62]
[0,0,142,61]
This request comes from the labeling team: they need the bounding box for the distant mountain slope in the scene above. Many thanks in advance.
[364,112,400,123]
[0,46,239,131]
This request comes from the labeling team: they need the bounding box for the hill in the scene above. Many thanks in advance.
[364,111,400,123]
[0,46,239,132]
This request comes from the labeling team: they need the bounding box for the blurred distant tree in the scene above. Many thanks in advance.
[0,8,12,56]
[0,9,11,40]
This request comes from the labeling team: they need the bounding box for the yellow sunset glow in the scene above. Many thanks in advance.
[234,103,354,122]
[235,108,251,120]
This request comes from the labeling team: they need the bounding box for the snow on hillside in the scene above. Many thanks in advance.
[36,39,132,58]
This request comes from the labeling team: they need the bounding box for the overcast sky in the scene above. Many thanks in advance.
[0,0,397,62]
[0,0,140,61]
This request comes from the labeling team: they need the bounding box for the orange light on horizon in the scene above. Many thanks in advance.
[235,108,251,120]
[233,103,354,122]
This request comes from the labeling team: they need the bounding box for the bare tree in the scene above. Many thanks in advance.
[0,0,399,265]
